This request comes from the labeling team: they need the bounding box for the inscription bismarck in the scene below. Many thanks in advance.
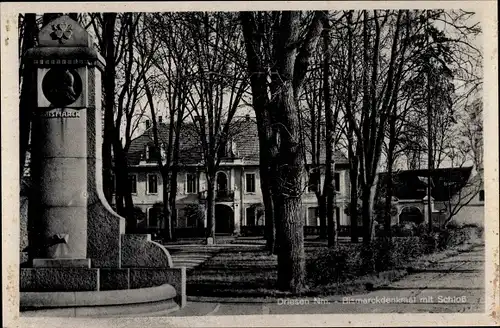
[40,110,81,118]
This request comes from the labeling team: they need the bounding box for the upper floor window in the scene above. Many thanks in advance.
[216,171,228,191]
[186,173,197,194]
[308,170,319,193]
[128,174,137,194]
[246,173,256,193]
[479,190,484,201]
[148,174,158,194]
[334,173,340,192]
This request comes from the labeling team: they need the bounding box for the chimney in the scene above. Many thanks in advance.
[158,116,163,124]
[145,119,150,129]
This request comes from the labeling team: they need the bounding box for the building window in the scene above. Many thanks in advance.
[148,174,158,194]
[146,145,159,160]
[128,174,137,194]
[334,173,340,192]
[148,208,159,228]
[217,171,228,191]
[307,207,318,226]
[479,190,484,201]
[186,173,197,194]
[308,172,318,193]
[246,207,256,226]
[246,173,256,193]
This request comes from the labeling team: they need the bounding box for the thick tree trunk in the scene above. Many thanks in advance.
[323,15,337,247]
[206,178,216,242]
[19,13,37,180]
[273,85,306,293]
[275,194,305,292]
[102,13,117,204]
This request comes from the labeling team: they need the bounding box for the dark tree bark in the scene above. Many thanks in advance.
[101,13,117,204]
[344,11,360,243]
[206,177,216,240]
[240,12,277,253]
[322,14,338,247]
[42,13,62,26]
[19,13,37,180]
[241,11,324,292]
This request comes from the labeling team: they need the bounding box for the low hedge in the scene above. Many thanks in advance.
[307,225,482,288]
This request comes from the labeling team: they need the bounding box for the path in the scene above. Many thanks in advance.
[170,244,485,316]
[166,243,265,270]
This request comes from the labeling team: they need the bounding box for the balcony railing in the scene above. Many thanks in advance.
[198,189,235,202]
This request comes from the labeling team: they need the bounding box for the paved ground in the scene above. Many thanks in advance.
[169,244,485,316]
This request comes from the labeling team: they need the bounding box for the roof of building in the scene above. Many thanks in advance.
[377,166,477,202]
[127,117,348,167]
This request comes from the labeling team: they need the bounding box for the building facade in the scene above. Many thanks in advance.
[115,118,352,236]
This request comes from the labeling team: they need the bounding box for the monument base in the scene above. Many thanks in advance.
[20,283,178,317]
[20,266,187,307]
[32,258,91,268]
[21,267,100,292]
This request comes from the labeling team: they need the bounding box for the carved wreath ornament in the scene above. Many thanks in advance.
[50,22,73,44]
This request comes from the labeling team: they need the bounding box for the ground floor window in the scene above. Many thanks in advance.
[307,207,318,226]
[246,207,256,226]
[176,205,203,228]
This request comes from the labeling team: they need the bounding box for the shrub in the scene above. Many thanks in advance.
[391,236,424,265]
[391,222,416,237]
[419,231,439,254]
[413,223,427,236]
[306,245,351,285]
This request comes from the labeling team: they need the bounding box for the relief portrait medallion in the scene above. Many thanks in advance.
[42,67,83,108]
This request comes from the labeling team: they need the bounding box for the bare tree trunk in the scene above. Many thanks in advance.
[384,117,396,237]
[273,86,306,293]
[349,164,359,243]
[102,13,117,204]
[206,177,216,242]
[161,171,172,241]
[322,14,337,247]
[317,194,327,238]
[113,140,136,232]
[169,166,179,240]
[261,166,276,253]
[19,13,37,180]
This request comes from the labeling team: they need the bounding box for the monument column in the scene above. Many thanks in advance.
[26,16,103,266]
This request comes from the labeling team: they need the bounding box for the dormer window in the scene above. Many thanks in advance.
[146,145,159,160]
